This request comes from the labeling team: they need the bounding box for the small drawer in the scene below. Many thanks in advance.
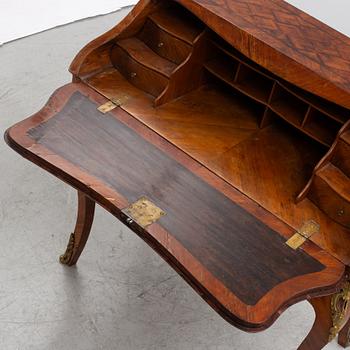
[110,46,169,97]
[138,19,192,65]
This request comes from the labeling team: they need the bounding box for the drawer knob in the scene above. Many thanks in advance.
[158,42,164,48]
[130,72,137,78]
[338,209,345,216]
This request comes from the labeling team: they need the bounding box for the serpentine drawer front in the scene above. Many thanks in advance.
[5,0,350,348]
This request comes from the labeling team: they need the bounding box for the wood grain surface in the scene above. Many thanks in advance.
[86,68,350,267]
[177,0,350,109]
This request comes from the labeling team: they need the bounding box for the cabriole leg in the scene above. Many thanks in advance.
[297,295,333,350]
[298,280,350,350]
[337,277,350,348]
[338,318,350,348]
[59,191,95,266]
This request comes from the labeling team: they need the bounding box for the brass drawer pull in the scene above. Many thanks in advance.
[158,42,164,48]
[130,72,137,78]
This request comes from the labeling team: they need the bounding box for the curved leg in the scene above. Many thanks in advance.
[297,295,333,350]
[338,318,350,348]
[60,191,95,266]
[298,280,350,350]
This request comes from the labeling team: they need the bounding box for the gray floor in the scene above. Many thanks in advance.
[0,8,342,350]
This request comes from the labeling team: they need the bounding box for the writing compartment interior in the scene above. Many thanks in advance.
[78,0,350,249]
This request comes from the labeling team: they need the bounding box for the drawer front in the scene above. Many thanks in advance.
[309,175,350,229]
[139,19,192,65]
[110,46,168,97]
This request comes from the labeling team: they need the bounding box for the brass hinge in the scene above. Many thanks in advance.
[98,98,125,114]
[286,220,320,249]
[122,197,166,228]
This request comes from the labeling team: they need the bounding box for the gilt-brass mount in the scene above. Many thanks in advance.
[329,280,350,341]
[59,233,76,265]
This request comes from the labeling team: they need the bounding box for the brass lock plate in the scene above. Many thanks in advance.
[123,197,166,228]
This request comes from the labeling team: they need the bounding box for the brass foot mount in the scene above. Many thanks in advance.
[59,233,75,265]
[329,279,350,341]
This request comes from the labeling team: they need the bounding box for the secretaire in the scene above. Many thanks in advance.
[4,1,350,349]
